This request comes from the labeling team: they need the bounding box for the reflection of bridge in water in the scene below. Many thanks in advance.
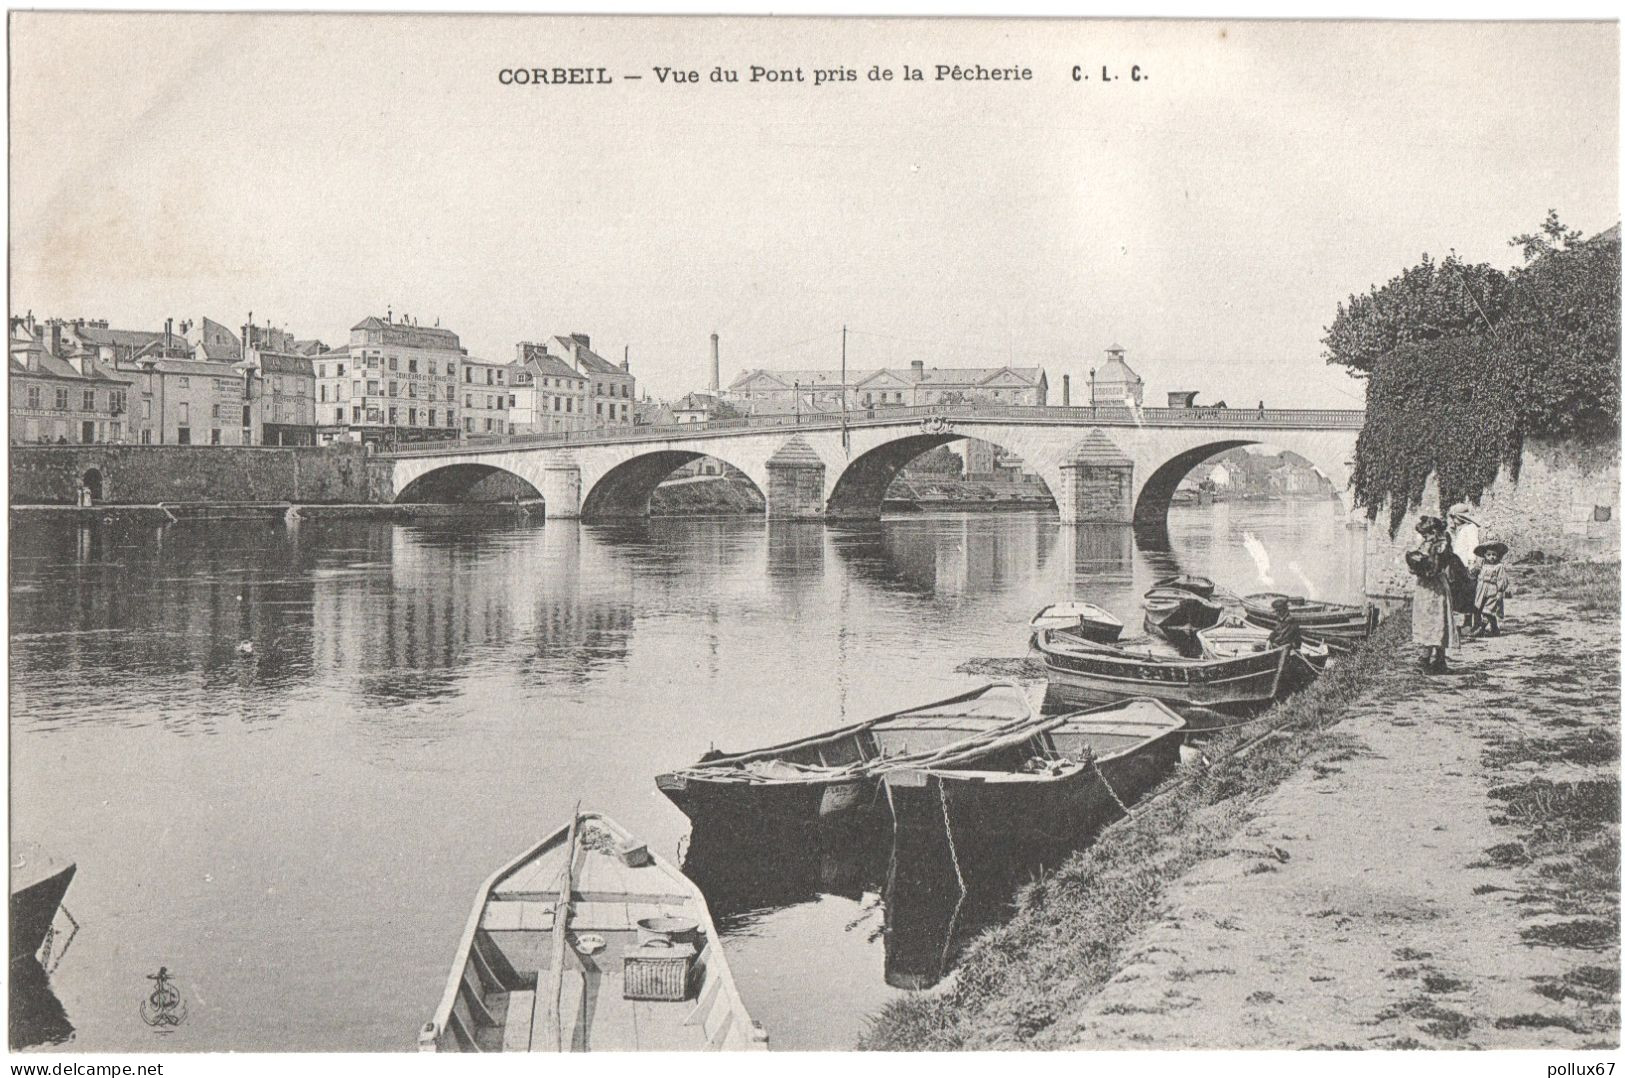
[384,403,1364,544]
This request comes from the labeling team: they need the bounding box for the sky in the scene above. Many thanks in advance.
[9,15,1619,407]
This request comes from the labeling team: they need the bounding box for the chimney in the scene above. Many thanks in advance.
[911,359,924,376]
[709,332,720,393]
[48,324,61,357]
[571,333,590,350]
[164,318,173,356]
[1062,374,1070,406]
[621,345,630,373]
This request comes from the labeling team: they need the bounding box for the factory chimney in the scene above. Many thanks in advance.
[709,332,720,393]
[1062,374,1070,406]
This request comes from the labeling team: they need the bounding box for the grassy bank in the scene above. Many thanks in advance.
[860,615,1413,1049]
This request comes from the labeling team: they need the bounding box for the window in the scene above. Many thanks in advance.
[388,381,398,397]
[211,429,222,445]
[110,422,121,440]
[408,408,417,426]
[83,389,96,411]
[26,386,39,409]
[407,383,417,399]
[337,406,345,423]
[566,398,573,413]
[428,409,436,427]
[179,403,189,425]
[465,394,473,408]
[596,402,603,416]
[509,394,516,408]
[388,356,398,371]
[177,376,190,388]
[464,368,472,383]
[367,380,380,395]
[337,363,346,376]
[408,359,418,374]
[387,408,397,425]
[111,390,126,412]
[485,418,494,431]
[352,406,362,423]
[553,398,561,412]
[487,395,495,409]
[426,361,435,376]
[497,371,505,384]
[177,427,191,445]
[54,388,68,410]
[464,417,474,432]
[486,369,493,385]
[141,429,152,444]
[320,385,328,402]
[273,376,283,394]
[143,399,152,420]
[212,403,222,420]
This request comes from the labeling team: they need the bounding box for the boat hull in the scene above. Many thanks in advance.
[656,772,876,833]
[10,863,74,963]
[887,729,1182,848]
[1033,630,1314,711]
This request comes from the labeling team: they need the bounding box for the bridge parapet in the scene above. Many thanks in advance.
[379,404,1365,459]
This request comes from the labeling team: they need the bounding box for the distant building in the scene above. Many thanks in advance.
[1089,345,1144,407]
[8,315,132,444]
[123,357,246,445]
[633,397,676,427]
[724,359,1047,415]
[318,314,464,445]
[1167,390,1199,408]
[459,357,512,437]
[59,318,194,366]
[670,392,740,424]
[535,334,635,427]
[510,343,589,434]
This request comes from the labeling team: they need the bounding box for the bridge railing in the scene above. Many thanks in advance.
[379,403,1366,458]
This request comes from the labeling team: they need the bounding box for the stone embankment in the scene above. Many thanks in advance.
[863,561,1619,1050]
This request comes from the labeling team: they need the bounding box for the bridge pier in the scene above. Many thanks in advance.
[765,438,827,520]
[1058,431,1134,525]
[540,457,581,519]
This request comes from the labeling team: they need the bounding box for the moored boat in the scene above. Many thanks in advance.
[422,811,766,1053]
[10,848,75,964]
[883,698,1187,847]
[1197,623,1331,670]
[1143,586,1224,641]
[1240,593,1378,653]
[1029,601,1124,643]
[656,683,1046,830]
[1152,574,1217,599]
[1032,626,1317,712]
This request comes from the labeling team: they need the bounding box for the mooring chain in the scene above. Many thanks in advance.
[1089,755,1135,820]
[936,777,969,980]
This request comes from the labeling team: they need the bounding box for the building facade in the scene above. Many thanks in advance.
[510,344,589,434]
[543,334,635,427]
[123,358,247,445]
[9,317,132,444]
[1088,345,1145,407]
[318,315,463,445]
[459,357,512,437]
[724,360,1048,415]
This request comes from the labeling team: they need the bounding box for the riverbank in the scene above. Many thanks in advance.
[861,560,1619,1049]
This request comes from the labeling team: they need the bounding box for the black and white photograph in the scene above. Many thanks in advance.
[6,10,1620,1063]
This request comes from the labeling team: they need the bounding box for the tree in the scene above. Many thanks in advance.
[1323,254,1511,376]
[1346,212,1620,532]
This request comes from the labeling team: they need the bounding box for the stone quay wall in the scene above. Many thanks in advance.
[9,444,397,505]
[1364,434,1619,601]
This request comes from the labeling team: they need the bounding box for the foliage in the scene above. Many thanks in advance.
[1341,213,1621,532]
[1323,255,1512,377]
[900,444,963,476]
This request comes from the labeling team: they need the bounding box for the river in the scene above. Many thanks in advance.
[8,499,1366,1051]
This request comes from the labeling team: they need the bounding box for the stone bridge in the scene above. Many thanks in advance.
[383,403,1364,539]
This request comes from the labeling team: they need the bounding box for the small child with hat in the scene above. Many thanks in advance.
[1472,538,1512,636]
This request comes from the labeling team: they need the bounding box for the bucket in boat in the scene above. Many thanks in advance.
[636,915,701,947]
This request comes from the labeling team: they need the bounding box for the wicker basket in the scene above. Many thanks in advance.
[622,942,695,1001]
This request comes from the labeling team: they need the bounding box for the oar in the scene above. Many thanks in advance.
[542,801,582,1052]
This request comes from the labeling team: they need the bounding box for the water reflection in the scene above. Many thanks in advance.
[9,499,1362,1050]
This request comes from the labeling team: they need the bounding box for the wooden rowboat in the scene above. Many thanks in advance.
[1240,593,1378,654]
[1152,574,1217,599]
[1032,626,1317,712]
[656,684,1045,830]
[1143,587,1224,641]
[1030,601,1124,643]
[1197,624,1331,670]
[422,811,766,1053]
[883,698,1187,847]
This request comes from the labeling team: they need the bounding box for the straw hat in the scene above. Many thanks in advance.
[1474,539,1509,559]
[1446,502,1477,524]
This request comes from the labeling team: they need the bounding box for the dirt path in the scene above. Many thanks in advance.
[1054,578,1619,1049]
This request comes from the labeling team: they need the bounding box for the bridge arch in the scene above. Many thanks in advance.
[1130,436,1354,548]
[579,450,767,520]
[394,462,543,504]
[824,432,1058,521]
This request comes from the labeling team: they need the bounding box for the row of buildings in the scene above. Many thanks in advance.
[8,313,637,447]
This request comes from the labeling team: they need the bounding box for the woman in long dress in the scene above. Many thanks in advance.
[1447,503,1482,633]
[1408,515,1459,673]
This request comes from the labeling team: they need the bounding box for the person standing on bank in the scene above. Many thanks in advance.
[1406,515,1460,673]
[1447,502,1482,633]
[1473,540,1512,636]
[1266,597,1303,651]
